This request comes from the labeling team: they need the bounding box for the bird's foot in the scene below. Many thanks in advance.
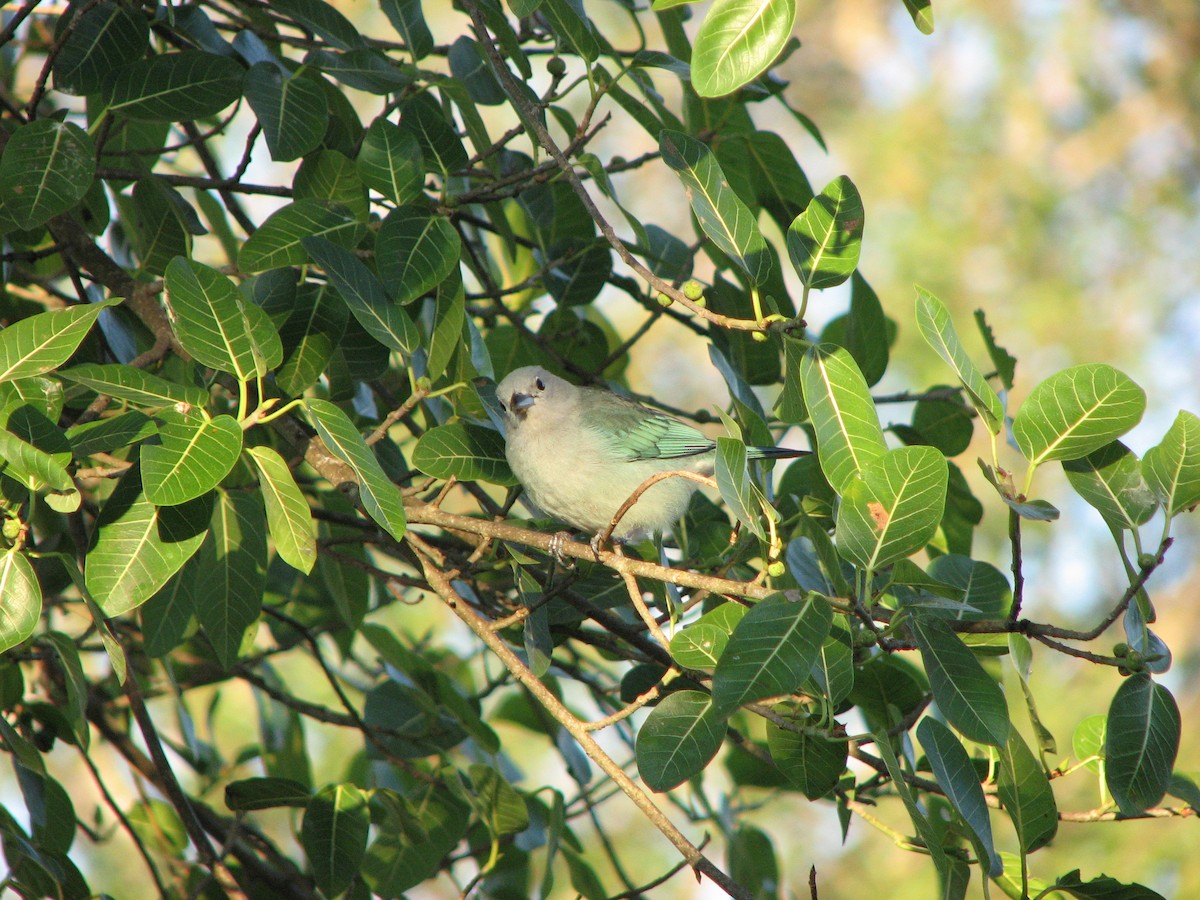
[588,531,607,559]
[548,531,575,568]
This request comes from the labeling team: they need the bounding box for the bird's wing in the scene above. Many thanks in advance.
[583,390,714,461]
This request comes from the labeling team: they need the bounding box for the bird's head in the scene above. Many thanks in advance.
[496,366,571,426]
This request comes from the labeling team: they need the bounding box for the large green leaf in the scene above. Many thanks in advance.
[243,63,327,162]
[1063,441,1158,531]
[381,0,435,59]
[918,717,1001,876]
[246,446,316,574]
[302,236,419,353]
[798,343,887,493]
[714,437,766,539]
[691,0,797,97]
[127,177,191,275]
[998,727,1058,853]
[634,690,726,791]
[0,415,77,508]
[786,175,864,290]
[305,399,406,539]
[766,719,847,799]
[1142,410,1200,517]
[0,549,41,653]
[164,257,279,381]
[302,784,370,898]
[237,199,364,273]
[192,489,267,669]
[85,468,210,615]
[375,205,463,306]
[102,51,244,122]
[275,282,347,395]
[361,787,469,896]
[835,446,948,571]
[909,615,1009,746]
[1013,364,1145,466]
[59,362,208,410]
[53,1,148,95]
[711,593,832,717]
[659,130,772,285]
[0,120,95,229]
[0,301,117,384]
[141,408,242,506]
[411,422,516,486]
[357,118,425,205]
[1105,674,1181,816]
[915,288,1004,435]
[273,0,366,51]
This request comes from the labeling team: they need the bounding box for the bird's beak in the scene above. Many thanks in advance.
[509,391,535,419]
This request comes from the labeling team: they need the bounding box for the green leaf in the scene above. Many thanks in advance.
[294,150,369,220]
[918,717,1001,876]
[0,120,95,229]
[715,437,766,539]
[302,783,370,898]
[411,422,516,486]
[1051,870,1167,900]
[635,690,726,791]
[243,63,327,162]
[0,549,41,653]
[42,631,89,749]
[915,287,1004,434]
[902,0,934,35]
[53,1,149,95]
[381,0,435,58]
[659,129,772,285]
[193,489,267,669]
[871,723,953,881]
[427,272,466,379]
[909,615,1009,746]
[715,130,813,232]
[835,446,948,571]
[127,177,191,275]
[237,199,364,273]
[711,593,832,717]
[225,777,311,811]
[766,719,847,799]
[375,205,463,306]
[1013,364,1146,466]
[1064,441,1158,531]
[539,0,601,62]
[1105,674,1181,816]
[305,399,406,539]
[691,0,797,97]
[247,446,316,574]
[361,787,469,896]
[399,92,468,176]
[102,51,244,122]
[85,467,210,615]
[786,175,864,290]
[468,764,530,836]
[997,727,1058,853]
[0,301,116,384]
[59,362,208,410]
[141,408,242,506]
[974,309,1016,391]
[164,257,280,380]
[272,0,366,51]
[302,236,419,353]
[799,343,887,493]
[357,118,425,205]
[1142,410,1200,517]
[276,282,347,394]
[669,623,730,669]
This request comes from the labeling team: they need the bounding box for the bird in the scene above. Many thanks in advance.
[495,365,808,547]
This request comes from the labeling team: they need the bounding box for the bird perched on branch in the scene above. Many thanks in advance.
[495,365,808,547]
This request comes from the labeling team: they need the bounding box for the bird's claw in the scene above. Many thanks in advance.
[548,531,574,568]
[588,531,607,559]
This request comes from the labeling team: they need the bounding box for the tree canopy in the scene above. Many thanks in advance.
[0,1,1196,898]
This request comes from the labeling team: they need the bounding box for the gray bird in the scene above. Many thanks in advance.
[495,366,807,545]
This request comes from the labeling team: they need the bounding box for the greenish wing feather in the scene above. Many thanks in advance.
[583,390,714,461]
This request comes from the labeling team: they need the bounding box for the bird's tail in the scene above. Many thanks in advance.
[747,446,811,460]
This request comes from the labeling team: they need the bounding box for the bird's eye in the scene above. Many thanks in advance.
[535,377,545,391]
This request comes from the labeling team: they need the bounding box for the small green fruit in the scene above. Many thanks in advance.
[1113,642,1129,657]
[2,518,20,541]
[766,560,786,578]
[751,331,768,343]
[657,293,673,308]
[692,295,707,309]
[683,279,704,301]
[547,56,566,76]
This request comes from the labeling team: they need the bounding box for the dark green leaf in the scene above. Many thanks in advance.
[102,51,244,122]
[272,0,366,51]
[381,0,434,59]
[141,408,242,506]
[766,719,847,799]
[1105,674,1181,816]
[910,615,1009,746]
[357,118,425,205]
[711,593,832,716]
[225,777,311,811]
[997,727,1058,853]
[918,717,1001,876]
[375,205,463,306]
[302,783,370,897]
[243,63,327,162]
[0,120,95,229]
[1064,441,1158,531]
[635,690,725,791]
[412,422,516,486]
[59,362,208,410]
[53,1,148,95]
[237,199,364,273]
